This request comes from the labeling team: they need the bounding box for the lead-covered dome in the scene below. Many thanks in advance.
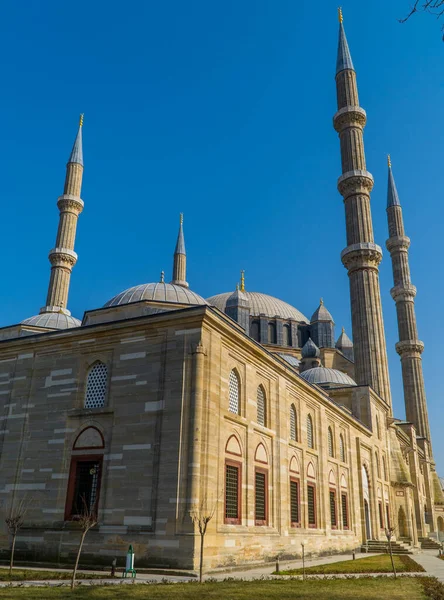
[207,291,308,323]
[21,312,81,330]
[300,367,356,387]
[104,282,207,308]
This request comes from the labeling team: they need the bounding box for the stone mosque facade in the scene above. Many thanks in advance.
[0,13,443,570]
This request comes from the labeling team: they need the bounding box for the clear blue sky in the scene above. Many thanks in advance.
[0,1,442,468]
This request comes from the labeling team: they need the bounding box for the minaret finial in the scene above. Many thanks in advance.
[320,297,323,305]
[342,326,345,333]
[180,212,183,225]
[338,6,343,23]
[160,270,165,283]
[236,283,239,291]
[387,154,391,168]
[240,270,245,292]
[79,113,84,127]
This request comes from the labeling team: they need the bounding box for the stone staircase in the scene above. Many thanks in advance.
[360,539,412,554]
[419,537,443,550]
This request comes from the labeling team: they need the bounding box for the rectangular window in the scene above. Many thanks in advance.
[290,478,300,526]
[65,456,102,520]
[330,490,337,528]
[255,470,268,525]
[307,484,316,528]
[379,502,384,529]
[225,462,241,524]
[386,504,391,529]
[341,493,349,529]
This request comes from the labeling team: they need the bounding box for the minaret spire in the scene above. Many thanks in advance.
[333,12,392,407]
[171,213,188,287]
[43,115,85,314]
[386,158,431,440]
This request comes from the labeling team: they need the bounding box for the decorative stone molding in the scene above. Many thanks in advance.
[395,339,424,356]
[337,170,374,197]
[48,247,78,268]
[333,105,367,131]
[39,305,72,316]
[341,242,382,272]
[57,194,84,214]
[386,235,410,253]
[390,284,417,302]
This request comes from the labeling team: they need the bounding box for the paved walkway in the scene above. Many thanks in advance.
[409,549,444,581]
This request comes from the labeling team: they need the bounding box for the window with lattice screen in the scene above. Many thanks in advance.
[328,427,334,458]
[307,414,314,449]
[84,362,108,409]
[339,435,346,462]
[307,484,316,527]
[229,370,240,414]
[255,470,267,525]
[257,386,266,426]
[330,490,337,527]
[290,478,300,525]
[341,493,349,528]
[225,462,240,523]
[290,405,297,441]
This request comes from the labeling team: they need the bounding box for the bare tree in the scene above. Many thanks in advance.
[190,497,217,583]
[400,1,444,38]
[385,526,397,579]
[5,496,29,578]
[70,497,98,590]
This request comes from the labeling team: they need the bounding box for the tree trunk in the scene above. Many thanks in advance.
[9,532,16,578]
[388,540,397,579]
[71,530,87,590]
[199,532,204,583]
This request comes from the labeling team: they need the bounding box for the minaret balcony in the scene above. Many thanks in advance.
[333,105,367,131]
[386,235,411,253]
[341,242,382,272]
[57,194,84,214]
[395,340,425,356]
[337,170,374,197]
[390,284,416,302]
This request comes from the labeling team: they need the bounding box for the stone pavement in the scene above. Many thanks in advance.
[408,549,444,581]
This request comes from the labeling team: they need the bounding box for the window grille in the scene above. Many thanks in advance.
[339,435,345,462]
[255,471,267,523]
[379,502,384,529]
[225,464,239,521]
[328,427,334,458]
[72,459,101,516]
[330,490,337,527]
[307,414,314,449]
[341,493,348,528]
[257,386,266,426]
[290,405,297,441]
[229,370,240,414]
[307,484,316,526]
[84,362,108,409]
[290,479,299,524]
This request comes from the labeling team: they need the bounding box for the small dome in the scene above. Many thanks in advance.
[311,299,334,323]
[207,291,308,322]
[277,353,300,367]
[104,282,207,308]
[22,312,81,330]
[300,367,356,387]
[302,337,320,358]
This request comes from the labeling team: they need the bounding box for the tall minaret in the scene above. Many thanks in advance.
[385,156,431,440]
[171,213,188,287]
[42,115,84,315]
[333,9,392,407]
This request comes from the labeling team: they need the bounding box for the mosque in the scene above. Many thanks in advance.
[0,11,443,569]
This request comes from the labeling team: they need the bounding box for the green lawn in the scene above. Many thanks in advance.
[0,569,109,581]
[0,578,430,600]
[276,554,425,575]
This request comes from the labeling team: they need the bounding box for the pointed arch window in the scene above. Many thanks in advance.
[339,434,346,463]
[283,324,292,347]
[328,427,334,458]
[229,369,240,414]
[290,404,297,442]
[250,320,260,341]
[307,414,314,449]
[84,362,108,409]
[257,386,266,427]
[267,322,277,344]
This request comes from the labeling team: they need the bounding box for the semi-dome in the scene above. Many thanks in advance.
[104,282,207,308]
[300,366,356,387]
[207,291,308,323]
[21,312,81,330]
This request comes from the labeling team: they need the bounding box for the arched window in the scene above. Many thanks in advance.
[339,434,346,462]
[290,404,297,441]
[229,369,240,414]
[267,322,276,344]
[250,320,260,341]
[307,414,314,449]
[328,427,334,458]
[382,456,388,481]
[375,451,381,478]
[283,324,292,347]
[257,386,266,427]
[84,362,108,409]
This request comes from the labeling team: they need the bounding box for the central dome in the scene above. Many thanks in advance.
[104,282,208,308]
[207,291,308,323]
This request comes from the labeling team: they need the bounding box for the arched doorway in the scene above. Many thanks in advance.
[398,507,407,538]
[362,465,372,540]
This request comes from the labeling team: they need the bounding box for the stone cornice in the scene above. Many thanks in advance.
[337,170,374,197]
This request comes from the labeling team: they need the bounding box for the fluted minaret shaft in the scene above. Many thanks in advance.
[386,160,431,440]
[333,15,392,407]
[44,116,84,312]
[171,214,188,288]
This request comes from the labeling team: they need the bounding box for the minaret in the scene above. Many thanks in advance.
[385,156,431,441]
[171,213,188,287]
[333,9,392,406]
[43,115,84,315]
